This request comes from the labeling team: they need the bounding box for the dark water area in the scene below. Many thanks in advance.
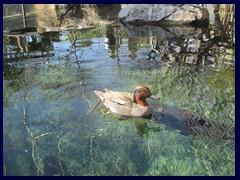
[3,4,235,176]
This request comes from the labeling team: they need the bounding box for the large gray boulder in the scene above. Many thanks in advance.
[118,4,209,26]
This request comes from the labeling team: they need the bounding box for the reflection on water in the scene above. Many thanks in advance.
[3,4,235,176]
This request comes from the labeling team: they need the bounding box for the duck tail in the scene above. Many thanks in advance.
[104,88,111,92]
[94,90,105,102]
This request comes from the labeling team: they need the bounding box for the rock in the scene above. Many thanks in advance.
[118,4,209,26]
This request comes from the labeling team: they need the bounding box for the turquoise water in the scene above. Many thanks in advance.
[3,23,235,175]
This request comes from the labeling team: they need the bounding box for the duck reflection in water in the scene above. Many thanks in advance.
[150,103,234,141]
[93,85,235,141]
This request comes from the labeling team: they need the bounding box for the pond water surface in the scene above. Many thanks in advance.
[3,5,235,176]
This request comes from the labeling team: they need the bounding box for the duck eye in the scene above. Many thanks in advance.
[135,88,143,94]
[135,88,147,95]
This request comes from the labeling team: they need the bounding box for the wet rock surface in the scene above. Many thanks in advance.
[118,4,209,26]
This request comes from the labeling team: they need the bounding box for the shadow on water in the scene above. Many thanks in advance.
[3,4,235,176]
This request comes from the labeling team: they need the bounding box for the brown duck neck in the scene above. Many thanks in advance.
[134,94,148,107]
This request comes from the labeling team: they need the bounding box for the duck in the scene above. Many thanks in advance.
[93,85,157,117]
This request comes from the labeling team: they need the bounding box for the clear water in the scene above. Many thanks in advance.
[3,9,235,176]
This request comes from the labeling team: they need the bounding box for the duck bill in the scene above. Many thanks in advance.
[150,94,160,100]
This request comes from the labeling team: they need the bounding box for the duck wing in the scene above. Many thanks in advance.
[94,89,134,116]
[105,91,133,106]
[95,89,133,103]
[108,95,132,106]
[107,94,133,116]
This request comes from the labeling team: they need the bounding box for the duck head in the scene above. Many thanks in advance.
[133,85,152,107]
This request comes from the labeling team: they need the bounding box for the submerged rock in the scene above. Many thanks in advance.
[118,4,209,26]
